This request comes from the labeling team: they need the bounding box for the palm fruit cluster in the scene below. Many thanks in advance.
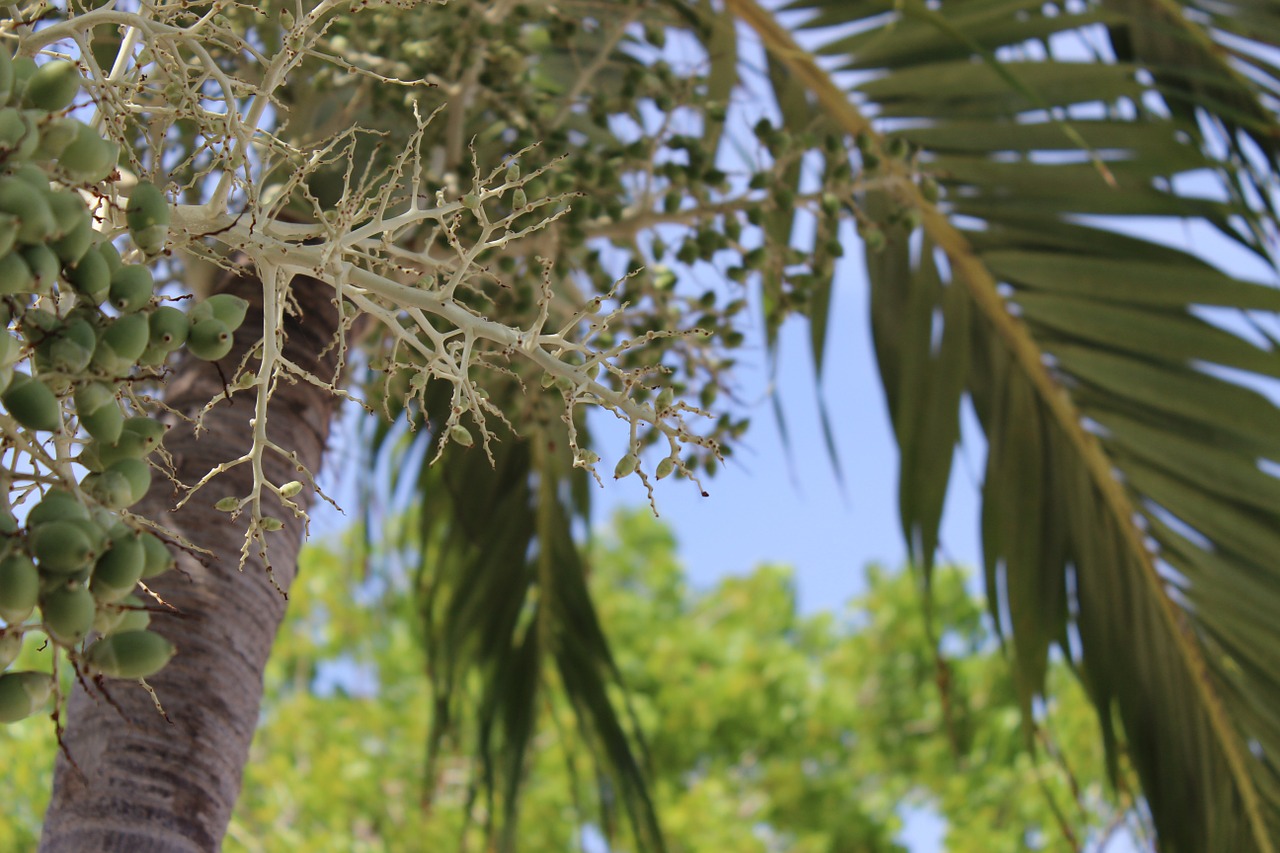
[0,51,252,719]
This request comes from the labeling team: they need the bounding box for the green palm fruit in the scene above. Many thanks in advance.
[0,107,29,154]
[67,518,109,557]
[0,176,56,243]
[66,245,110,303]
[21,307,59,335]
[108,264,153,313]
[2,373,61,432]
[187,318,232,361]
[0,512,16,535]
[23,60,80,112]
[50,214,93,265]
[45,189,88,239]
[22,243,60,293]
[9,57,36,102]
[0,49,13,105]
[148,305,188,350]
[0,671,53,723]
[106,457,150,505]
[126,182,169,255]
[121,416,166,451]
[138,532,173,579]
[75,382,123,443]
[93,313,149,373]
[10,163,48,190]
[90,530,144,602]
[97,239,122,274]
[57,122,116,182]
[31,519,96,574]
[191,293,249,330]
[0,632,21,670]
[136,343,169,367]
[92,600,125,635]
[84,630,174,679]
[40,583,95,645]
[0,212,18,258]
[27,489,89,526]
[81,469,132,510]
[36,116,80,160]
[76,440,103,472]
[0,554,39,623]
[0,251,33,295]
[111,597,151,634]
[93,430,148,467]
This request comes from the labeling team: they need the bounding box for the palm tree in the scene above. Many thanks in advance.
[22,0,1280,851]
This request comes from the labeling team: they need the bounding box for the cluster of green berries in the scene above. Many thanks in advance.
[0,50,252,721]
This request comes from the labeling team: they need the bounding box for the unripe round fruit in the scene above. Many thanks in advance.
[126,182,169,255]
[0,632,21,670]
[22,243,60,292]
[90,530,144,602]
[0,671,52,723]
[191,293,250,331]
[0,107,29,154]
[31,520,96,574]
[0,176,55,243]
[112,598,151,634]
[97,239,122,274]
[58,122,116,182]
[187,318,232,361]
[94,430,149,467]
[138,532,173,579]
[79,397,123,444]
[50,215,93,265]
[0,250,33,295]
[45,189,88,239]
[94,312,150,372]
[28,490,90,526]
[121,416,166,451]
[0,554,39,623]
[108,264,154,313]
[36,116,81,160]
[40,584,95,645]
[2,373,60,432]
[148,306,189,350]
[0,49,12,105]
[81,469,133,510]
[9,57,36,102]
[0,212,18,258]
[106,457,151,506]
[84,629,174,679]
[66,245,110,303]
[22,60,80,112]
[92,600,125,635]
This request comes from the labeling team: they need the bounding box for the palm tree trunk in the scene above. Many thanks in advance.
[39,271,342,852]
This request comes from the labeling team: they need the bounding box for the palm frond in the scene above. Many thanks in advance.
[723,0,1280,849]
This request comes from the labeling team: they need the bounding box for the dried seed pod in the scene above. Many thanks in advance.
[83,629,175,679]
[0,554,39,623]
[40,584,95,645]
[0,671,52,723]
[1,373,60,432]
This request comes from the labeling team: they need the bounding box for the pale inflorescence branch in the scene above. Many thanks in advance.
[12,0,721,568]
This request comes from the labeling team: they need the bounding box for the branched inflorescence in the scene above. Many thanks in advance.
[0,0,731,708]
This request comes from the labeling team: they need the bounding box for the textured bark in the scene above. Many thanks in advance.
[40,271,342,852]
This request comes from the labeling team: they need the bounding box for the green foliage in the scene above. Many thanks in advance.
[117,508,1143,851]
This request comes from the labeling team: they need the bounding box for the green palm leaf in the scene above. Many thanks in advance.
[722,0,1280,849]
